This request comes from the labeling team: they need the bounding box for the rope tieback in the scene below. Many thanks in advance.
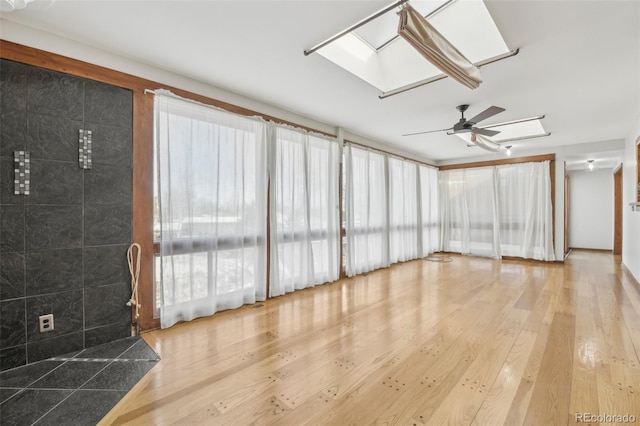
[127,243,142,319]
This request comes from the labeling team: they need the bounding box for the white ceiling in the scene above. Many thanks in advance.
[2,0,639,165]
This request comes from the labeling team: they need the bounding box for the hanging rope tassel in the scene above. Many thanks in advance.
[127,243,142,319]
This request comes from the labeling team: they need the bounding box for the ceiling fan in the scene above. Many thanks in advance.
[403,104,505,137]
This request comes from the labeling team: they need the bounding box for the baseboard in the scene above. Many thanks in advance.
[622,262,640,290]
[569,247,614,253]
[501,255,563,264]
[437,251,562,264]
[564,248,572,261]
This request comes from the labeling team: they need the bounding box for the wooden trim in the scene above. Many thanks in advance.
[133,91,160,331]
[266,178,271,298]
[613,163,622,174]
[0,40,150,91]
[338,157,346,279]
[614,167,623,255]
[437,154,555,171]
[568,247,613,253]
[550,159,556,247]
[564,170,570,257]
[502,255,564,264]
[0,40,336,137]
[437,252,562,264]
[549,160,558,250]
[345,139,437,168]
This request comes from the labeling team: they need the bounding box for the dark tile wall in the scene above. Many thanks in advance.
[0,59,133,371]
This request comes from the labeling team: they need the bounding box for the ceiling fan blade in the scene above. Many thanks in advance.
[467,106,505,125]
[402,127,452,136]
[473,127,500,137]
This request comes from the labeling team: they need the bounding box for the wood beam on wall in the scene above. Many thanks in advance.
[437,154,555,171]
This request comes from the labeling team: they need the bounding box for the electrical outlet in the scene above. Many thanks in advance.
[39,314,54,333]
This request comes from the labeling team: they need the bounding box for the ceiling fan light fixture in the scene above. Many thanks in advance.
[586,159,596,171]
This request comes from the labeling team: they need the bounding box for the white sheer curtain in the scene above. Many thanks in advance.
[439,161,555,261]
[439,167,499,258]
[344,145,389,276]
[388,158,419,263]
[269,127,340,297]
[154,92,267,329]
[419,165,439,256]
[497,161,555,260]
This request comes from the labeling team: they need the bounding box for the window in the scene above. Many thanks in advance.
[153,92,268,328]
[344,145,389,276]
[419,165,439,256]
[439,161,555,261]
[269,127,341,296]
[388,157,419,262]
[152,94,441,328]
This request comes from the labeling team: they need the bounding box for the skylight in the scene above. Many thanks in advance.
[316,0,510,93]
[353,0,449,50]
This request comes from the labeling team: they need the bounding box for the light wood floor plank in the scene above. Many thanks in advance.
[101,251,640,426]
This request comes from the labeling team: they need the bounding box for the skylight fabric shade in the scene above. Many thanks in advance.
[398,4,482,89]
[472,134,501,152]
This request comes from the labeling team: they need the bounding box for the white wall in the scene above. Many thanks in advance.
[622,117,640,282]
[568,169,614,250]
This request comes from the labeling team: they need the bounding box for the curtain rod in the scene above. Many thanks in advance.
[378,49,520,99]
[144,89,337,139]
[345,139,438,169]
[304,0,410,56]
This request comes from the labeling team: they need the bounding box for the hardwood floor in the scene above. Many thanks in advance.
[101,250,640,425]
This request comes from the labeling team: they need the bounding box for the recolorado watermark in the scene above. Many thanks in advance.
[575,412,636,423]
